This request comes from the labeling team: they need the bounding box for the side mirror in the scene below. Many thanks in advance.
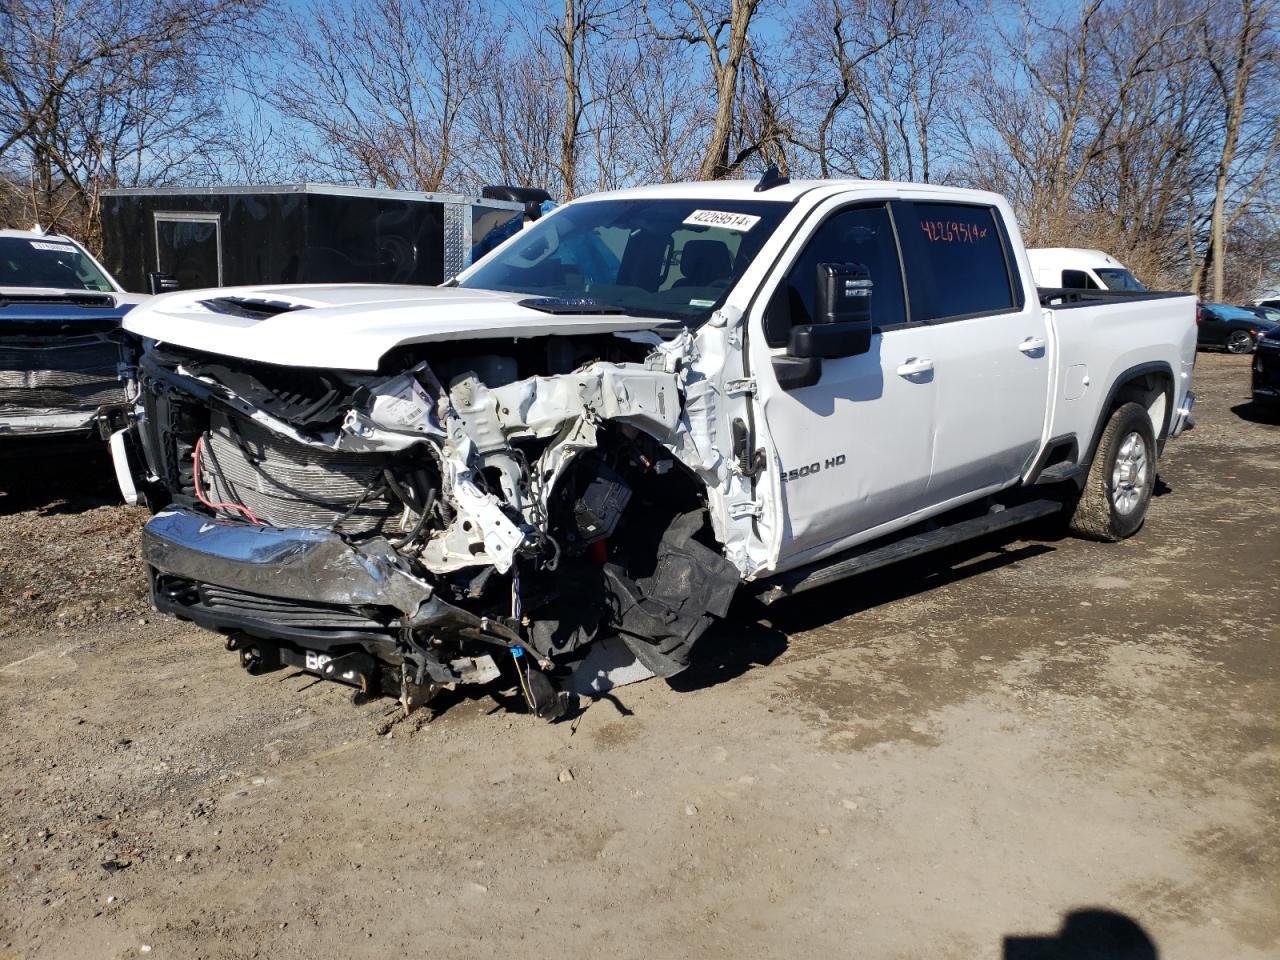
[789,262,873,358]
[147,271,179,295]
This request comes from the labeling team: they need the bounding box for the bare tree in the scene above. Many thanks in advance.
[645,0,764,179]
[548,0,633,197]
[1196,0,1280,299]
[0,0,263,243]
[460,43,563,190]
[612,36,710,183]
[275,0,498,191]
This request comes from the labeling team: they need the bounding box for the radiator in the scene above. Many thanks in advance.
[201,413,394,533]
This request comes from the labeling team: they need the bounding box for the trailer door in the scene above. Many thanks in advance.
[155,212,222,290]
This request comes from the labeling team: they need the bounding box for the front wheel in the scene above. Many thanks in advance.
[1226,330,1254,353]
[1068,402,1157,542]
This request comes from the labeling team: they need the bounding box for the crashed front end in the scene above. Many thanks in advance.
[127,321,763,716]
[0,295,134,442]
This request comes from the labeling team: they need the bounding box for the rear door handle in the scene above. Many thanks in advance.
[1019,336,1047,354]
[896,357,934,377]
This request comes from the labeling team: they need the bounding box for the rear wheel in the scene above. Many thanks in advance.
[1226,329,1254,353]
[1068,402,1156,542]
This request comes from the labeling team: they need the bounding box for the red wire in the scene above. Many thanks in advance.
[193,435,261,525]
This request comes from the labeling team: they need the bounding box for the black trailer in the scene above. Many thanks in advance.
[99,184,526,294]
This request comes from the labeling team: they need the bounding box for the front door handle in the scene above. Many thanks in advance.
[896,357,934,377]
[1019,336,1047,354]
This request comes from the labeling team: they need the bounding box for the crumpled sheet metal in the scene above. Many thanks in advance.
[142,508,435,615]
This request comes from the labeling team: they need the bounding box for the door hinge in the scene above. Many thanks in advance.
[725,377,757,398]
[729,500,763,520]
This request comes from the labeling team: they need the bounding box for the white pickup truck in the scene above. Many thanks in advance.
[117,175,1197,717]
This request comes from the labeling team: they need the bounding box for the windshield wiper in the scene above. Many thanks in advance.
[518,297,626,315]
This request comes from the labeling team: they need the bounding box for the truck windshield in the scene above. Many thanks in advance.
[1095,267,1145,291]
[0,237,115,292]
[457,198,792,323]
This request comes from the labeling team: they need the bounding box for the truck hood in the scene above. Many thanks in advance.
[1,289,142,331]
[123,283,681,371]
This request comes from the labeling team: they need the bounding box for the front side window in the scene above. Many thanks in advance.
[0,237,114,292]
[763,204,907,346]
[1095,267,1145,291]
[894,202,1018,321]
[458,198,791,324]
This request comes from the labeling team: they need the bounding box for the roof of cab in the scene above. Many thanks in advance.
[572,178,1007,207]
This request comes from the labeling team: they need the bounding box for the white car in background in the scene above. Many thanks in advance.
[0,228,144,445]
[1028,247,1147,292]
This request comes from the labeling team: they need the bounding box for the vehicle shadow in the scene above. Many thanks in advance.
[1231,400,1280,425]
[1004,907,1158,959]
[0,444,120,516]
[675,530,1058,690]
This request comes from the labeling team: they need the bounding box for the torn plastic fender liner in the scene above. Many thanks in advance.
[601,510,741,677]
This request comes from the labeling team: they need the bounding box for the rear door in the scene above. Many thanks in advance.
[890,200,1050,500]
[754,201,938,565]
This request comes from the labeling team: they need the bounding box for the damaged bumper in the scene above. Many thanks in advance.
[143,507,440,613]
[143,506,522,652]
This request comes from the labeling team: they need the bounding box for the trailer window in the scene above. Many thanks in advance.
[894,202,1020,321]
[155,214,222,290]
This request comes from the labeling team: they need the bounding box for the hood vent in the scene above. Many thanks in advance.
[199,296,311,320]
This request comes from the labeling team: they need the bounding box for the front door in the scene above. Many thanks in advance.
[753,202,938,566]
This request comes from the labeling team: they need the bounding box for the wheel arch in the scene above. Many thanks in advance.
[1083,361,1174,468]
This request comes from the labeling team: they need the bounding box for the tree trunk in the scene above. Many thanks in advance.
[559,0,579,199]
[696,0,759,180]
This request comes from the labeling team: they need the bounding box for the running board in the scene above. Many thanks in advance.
[754,499,1063,606]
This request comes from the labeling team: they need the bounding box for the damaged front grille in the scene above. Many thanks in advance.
[201,413,394,532]
[0,335,125,413]
[198,582,397,631]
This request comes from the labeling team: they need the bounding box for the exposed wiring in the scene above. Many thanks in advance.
[192,434,261,525]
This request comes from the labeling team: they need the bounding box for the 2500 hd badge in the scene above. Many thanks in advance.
[781,454,847,483]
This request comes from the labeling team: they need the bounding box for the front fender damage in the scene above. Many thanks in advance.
[137,324,762,716]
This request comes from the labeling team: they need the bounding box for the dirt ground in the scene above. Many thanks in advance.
[1,351,1276,960]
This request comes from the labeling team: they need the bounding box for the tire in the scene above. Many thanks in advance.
[1068,402,1157,542]
[1226,329,1254,354]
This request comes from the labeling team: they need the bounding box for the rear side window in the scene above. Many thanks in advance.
[894,202,1019,321]
[1062,269,1098,290]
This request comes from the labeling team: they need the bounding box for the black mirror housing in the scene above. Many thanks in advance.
[788,262,873,358]
[147,271,179,295]
[788,322,871,358]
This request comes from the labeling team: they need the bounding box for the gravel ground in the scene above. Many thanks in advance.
[0,351,1276,959]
